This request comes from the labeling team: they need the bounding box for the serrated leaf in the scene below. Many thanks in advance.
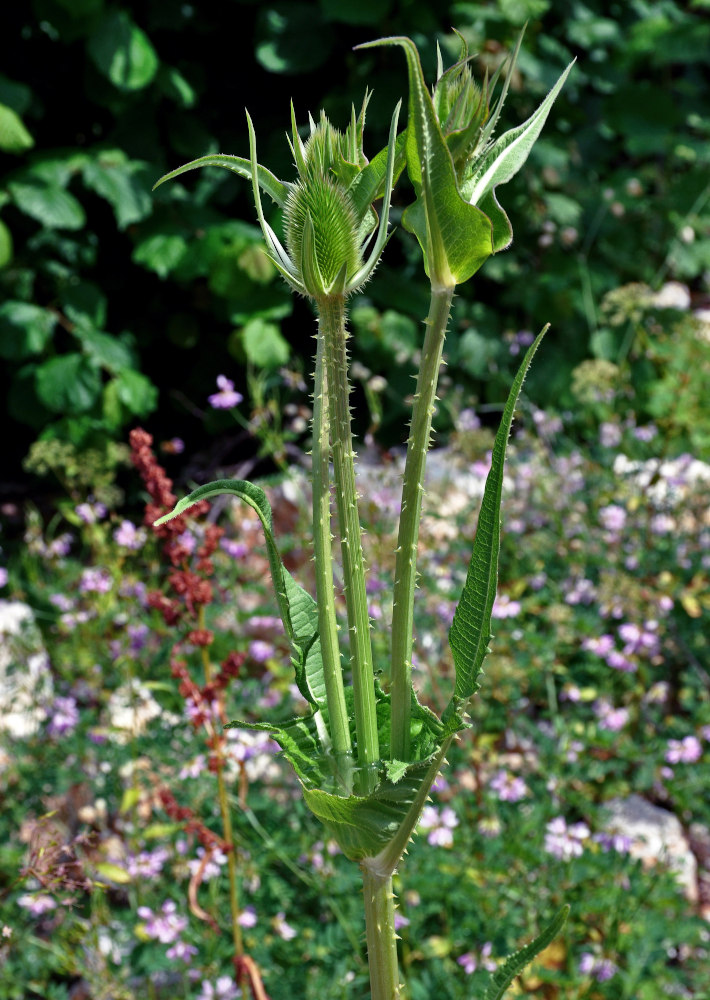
[8,181,86,230]
[463,60,575,209]
[154,480,326,712]
[35,353,102,413]
[153,153,290,209]
[83,152,153,229]
[483,906,570,1000]
[358,37,493,287]
[132,232,188,277]
[446,327,547,719]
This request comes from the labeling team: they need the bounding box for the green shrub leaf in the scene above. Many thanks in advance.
[35,354,102,413]
[0,302,56,360]
[446,327,547,719]
[0,102,34,153]
[88,11,159,92]
[8,180,85,230]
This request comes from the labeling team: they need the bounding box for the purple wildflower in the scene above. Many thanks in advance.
[126,847,170,880]
[75,501,107,524]
[273,911,297,940]
[599,422,622,448]
[248,639,275,663]
[198,977,241,1000]
[579,952,618,982]
[79,567,112,594]
[665,736,702,764]
[166,939,198,961]
[491,594,521,619]
[237,906,257,928]
[220,538,248,559]
[544,817,590,860]
[489,770,529,803]
[594,699,629,732]
[18,893,57,916]
[47,695,80,737]
[418,805,459,847]
[599,504,626,533]
[137,900,187,944]
[113,520,147,550]
[208,375,243,410]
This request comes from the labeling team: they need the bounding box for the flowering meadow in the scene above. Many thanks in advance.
[1,278,709,998]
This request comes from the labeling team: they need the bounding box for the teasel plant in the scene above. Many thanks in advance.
[151,28,574,1000]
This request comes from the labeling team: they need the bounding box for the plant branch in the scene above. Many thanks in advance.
[390,286,455,760]
[311,325,353,771]
[361,867,401,1000]
[318,293,379,785]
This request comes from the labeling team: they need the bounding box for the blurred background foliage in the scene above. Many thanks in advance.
[2,0,710,504]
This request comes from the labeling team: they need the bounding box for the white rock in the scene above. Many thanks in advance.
[603,794,697,902]
[0,600,53,738]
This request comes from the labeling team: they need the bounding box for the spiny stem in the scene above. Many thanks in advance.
[361,867,401,1000]
[312,325,353,771]
[390,286,455,761]
[317,293,379,783]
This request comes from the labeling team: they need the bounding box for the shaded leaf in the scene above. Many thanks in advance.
[83,152,153,229]
[8,181,85,230]
[0,302,56,360]
[88,10,158,92]
[35,353,102,413]
[0,102,34,153]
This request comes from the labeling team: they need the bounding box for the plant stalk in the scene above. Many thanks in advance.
[390,286,455,761]
[317,294,379,782]
[198,616,244,987]
[362,867,401,1000]
[311,325,354,772]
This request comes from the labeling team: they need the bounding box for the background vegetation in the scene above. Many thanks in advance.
[2,1,710,998]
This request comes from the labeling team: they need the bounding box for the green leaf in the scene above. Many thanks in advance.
[8,181,86,230]
[0,102,34,153]
[72,326,134,373]
[114,368,157,416]
[241,318,290,368]
[0,218,12,268]
[153,153,290,209]
[158,65,197,108]
[154,480,326,713]
[0,302,56,360]
[483,906,570,1000]
[255,4,334,74]
[132,232,188,278]
[94,861,132,885]
[83,152,153,229]
[88,10,158,91]
[232,707,453,866]
[462,60,575,209]
[358,37,493,288]
[35,353,102,413]
[446,327,547,718]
